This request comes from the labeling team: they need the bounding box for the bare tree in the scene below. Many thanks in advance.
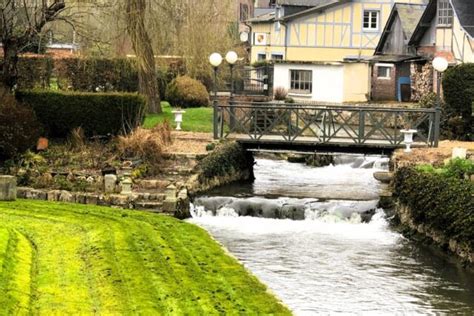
[0,0,67,89]
[126,0,160,114]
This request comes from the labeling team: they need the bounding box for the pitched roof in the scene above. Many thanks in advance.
[375,3,427,54]
[408,0,437,46]
[277,0,337,6]
[282,0,350,21]
[451,0,474,38]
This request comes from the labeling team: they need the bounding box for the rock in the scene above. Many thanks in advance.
[59,190,74,203]
[25,189,47,200]
[373,171,394,183]
[47,190,61,201]
[109,194,129,207]
[163,184,177,213]
[16,187,28,199]
[452,147,467,159]
[104,174,117,193]
[86,176,94,183]
[85,194,99,205]
[0,175,16,201]
[175,188,191,219]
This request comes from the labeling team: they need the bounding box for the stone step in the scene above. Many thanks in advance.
[134,201,163,211]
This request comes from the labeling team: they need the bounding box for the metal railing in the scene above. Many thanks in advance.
[213,102,440,148]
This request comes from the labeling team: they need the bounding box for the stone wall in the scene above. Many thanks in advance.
[396,204,473,264]
[187,141,254,196]
[392,167,474,265]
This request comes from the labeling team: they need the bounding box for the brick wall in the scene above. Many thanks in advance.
[371,64,397,101]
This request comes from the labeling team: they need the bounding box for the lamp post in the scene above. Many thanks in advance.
[209,52,222,139]
[432,56,448,147]
[225,51,238,131]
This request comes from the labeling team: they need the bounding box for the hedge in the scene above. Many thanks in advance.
[16,90,145,138]
[393,167,474,248]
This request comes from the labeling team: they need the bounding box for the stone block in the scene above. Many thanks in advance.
[59,190,75,203]
[85,194,99,205]
[25,189,47,200]
[452,147,467,159]
[16,187,28,199]
[0,175,16,201]
[47,190,61,201]
[104,174,118,193]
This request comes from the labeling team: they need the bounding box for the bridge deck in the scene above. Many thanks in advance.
[214,102,440,154]
[229,134,427,154]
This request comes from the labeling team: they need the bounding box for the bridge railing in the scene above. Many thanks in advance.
[213,102,439,147]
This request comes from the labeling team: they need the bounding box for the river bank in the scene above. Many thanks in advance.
[390,141,474,265]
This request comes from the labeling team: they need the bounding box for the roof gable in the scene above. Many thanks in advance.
[375,3,427,54]
[408,0,437,46]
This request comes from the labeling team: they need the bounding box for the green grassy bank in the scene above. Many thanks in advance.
[144,102,213,132]
[0,200,290,315]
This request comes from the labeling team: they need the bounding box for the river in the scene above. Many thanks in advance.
[189,156,474,314]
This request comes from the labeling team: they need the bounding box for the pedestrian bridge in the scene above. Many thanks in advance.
[213,102,440,155]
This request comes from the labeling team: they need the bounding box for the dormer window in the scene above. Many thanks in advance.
[437,0,453,27]
[363,10,379,31]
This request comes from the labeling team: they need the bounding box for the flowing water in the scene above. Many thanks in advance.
[189,156,474,315]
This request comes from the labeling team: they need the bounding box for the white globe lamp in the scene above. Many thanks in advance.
[433,57,448,73]
[209,52,223,68]
[225,51,238,65]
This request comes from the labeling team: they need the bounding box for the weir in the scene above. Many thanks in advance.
[189,154,474,314]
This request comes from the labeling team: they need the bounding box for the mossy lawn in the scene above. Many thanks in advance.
[0,200,290,315]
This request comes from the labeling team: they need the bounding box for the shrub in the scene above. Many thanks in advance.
[393,167,474,248]
[117,122,172,172]
[274,87,288,101]
[0,92,42,160]
[16,90,145,138]
[416,158,474,179]
[443,63,474,140]
[417,92,438,108]
[166,76,209,108]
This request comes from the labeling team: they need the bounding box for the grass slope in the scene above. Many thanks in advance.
[0,200,290,315]
[144,102,213,132]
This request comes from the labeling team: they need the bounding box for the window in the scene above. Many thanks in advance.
[376,65,392,79]
[290,70,312,94]
[363,10,379,31]
[437,0,453,26]
[240,4,249,22]
[257,53,266,61]
[271,53,283,61]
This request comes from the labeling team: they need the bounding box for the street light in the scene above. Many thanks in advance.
[432,56,448,147]
[209,52,222,139]
[225,51,238,99]
[225,51,238,131]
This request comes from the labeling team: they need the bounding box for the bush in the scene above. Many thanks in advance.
[416,158,474,180]
[274,87,288,101]
[16,90,145,138]
[443,63,474,140]
[166,76,209,108]
[393,167,474,248]
[117,122,172,172]
[0,93,42,160]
